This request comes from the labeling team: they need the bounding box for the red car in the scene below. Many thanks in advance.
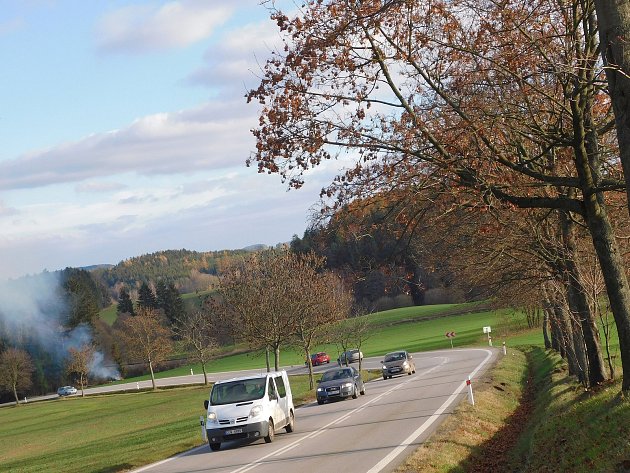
[306,352,331,366]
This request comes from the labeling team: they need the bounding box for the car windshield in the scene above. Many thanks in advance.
[321,369,352,382]
[210,377,266,405]
[384,352,405,362]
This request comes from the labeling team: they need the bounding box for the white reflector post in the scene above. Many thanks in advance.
[466,376,474,405]
[200,416,207,442]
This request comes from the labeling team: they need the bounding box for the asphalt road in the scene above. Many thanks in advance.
[133,348,497,473]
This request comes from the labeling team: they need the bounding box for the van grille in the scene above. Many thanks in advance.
[218,416,249,425]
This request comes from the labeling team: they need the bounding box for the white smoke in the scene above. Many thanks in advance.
[0,272,120,383]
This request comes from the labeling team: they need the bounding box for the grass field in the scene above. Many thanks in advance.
[112,304,529,383]
[5,302,622,472]
[0,371,357,473]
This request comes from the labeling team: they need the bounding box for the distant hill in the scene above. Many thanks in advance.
[90,247,268,296]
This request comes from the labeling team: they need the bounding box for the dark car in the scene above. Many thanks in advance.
[316,366,365,404]
[337,349,363,365]
[306,352,331,366]
[382,350,416,379]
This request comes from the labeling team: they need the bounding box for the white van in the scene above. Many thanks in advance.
[203,370,295,451]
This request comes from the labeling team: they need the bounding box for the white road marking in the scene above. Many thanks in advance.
[365,349,494,473]
[229,357,449,473]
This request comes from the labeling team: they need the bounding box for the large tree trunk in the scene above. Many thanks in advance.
[543,309,552,350]
[582,203,630,391]
[594,1,630,214]
[572,75,630,392]
[560,210,607,387]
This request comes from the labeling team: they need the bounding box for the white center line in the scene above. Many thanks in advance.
[229,357,449,473]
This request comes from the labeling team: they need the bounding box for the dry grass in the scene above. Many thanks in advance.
[394,350,528,473]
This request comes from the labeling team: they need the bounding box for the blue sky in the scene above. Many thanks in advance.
[0,1,338,280]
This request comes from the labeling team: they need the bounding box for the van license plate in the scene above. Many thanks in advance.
[225,428,243,435]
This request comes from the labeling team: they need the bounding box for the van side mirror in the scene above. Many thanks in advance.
[204,400,209,410]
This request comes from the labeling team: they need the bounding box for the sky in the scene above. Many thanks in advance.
[0,0,340,281]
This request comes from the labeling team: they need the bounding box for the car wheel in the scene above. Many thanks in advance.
[408,371,412,375]
[317,399,324,405]
[285,411,295,433]
[383,375,387,380]
[360,385,366,395]
[209,442,220,451]
[264,419,275,443]
[352,384,358,399]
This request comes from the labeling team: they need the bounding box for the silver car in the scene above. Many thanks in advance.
[337,349,363,365]
[57,385,78,396]
[382,351,416,379]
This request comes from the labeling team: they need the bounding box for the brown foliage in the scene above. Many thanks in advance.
[0,348,34,404]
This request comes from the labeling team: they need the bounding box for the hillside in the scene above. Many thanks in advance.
[90,247,265,294]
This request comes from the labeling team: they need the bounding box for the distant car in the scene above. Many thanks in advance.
[57,386,77,396]
[381,350,416,379]
[316,366,365,404]
[305,352,331,366]
[337,349,364,365]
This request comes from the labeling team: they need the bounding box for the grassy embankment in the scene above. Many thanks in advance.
[395,347,629,473]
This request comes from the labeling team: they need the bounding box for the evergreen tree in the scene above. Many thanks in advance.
[156,281,185,325]
[116,288,135,316]
[137,282,157,310]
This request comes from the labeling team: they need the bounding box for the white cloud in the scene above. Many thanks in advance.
[96,1,233,53]
[0,99,258,190]
[75,181,127,193]
[0,201,19,217]
[187,18,282,90]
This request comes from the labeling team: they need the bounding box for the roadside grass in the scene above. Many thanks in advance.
[394,346,629,473]
[0,371,358,473]
[394,347,529,473]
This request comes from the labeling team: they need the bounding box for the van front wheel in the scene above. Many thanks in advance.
[264,420,275,443]
[285,411,295,433]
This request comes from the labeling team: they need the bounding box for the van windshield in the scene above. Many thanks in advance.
[210,377,266,405]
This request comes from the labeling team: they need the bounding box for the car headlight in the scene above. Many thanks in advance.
[317,387,324,392]
[249,405,263,418]
[402,361,409,368]
[382,365,387,370]
[342,382,352,388]
[207,412,217,423]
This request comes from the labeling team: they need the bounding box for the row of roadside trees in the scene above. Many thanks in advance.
[246,0,630,393]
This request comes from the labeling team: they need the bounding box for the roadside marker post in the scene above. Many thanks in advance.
[200,416,207,442]
[190,368,194,376]
[466,376,475,405]
[502,341,507,355]
[136,382,140,390]
[445,331,456,349]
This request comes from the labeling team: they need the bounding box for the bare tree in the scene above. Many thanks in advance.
[334,316,371,372]
[174,310,218,385]
[66,344,94,397]
[0,348,34,405]
[289,254,353,389]
[117,308,173,390]
[216,249,299,371]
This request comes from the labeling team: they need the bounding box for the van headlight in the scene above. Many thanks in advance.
[317,387,324,392]
[207,412,217,423]
[249,405,263,418]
